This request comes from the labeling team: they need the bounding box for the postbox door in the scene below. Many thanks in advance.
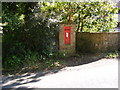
[64,26,71,44]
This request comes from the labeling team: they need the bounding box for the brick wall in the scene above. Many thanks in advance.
[76,32,120,53]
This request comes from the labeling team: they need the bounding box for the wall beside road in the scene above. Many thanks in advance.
[76,32,120,53]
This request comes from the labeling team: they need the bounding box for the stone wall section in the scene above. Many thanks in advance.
[76,32,120,53]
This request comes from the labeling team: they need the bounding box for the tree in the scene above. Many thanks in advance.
[2,2,59,70]
[38,1,118,32]
[2,2,37,32]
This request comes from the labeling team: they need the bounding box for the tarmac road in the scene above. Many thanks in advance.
[2,58,118,88]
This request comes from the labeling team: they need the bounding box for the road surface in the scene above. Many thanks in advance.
[2,58,118,88]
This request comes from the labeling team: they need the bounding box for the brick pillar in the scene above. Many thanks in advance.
[59,23,76,55]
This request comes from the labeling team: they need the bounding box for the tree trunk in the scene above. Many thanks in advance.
[80,19,84,32]
[77,12,81,32]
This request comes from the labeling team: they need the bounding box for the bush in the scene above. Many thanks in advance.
[2,13,59,70]
[4,56,22,70]
[105,51,119,58]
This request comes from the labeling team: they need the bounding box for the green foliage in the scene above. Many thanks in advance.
[23,51,40,67]
[105,51,118,58]
[2,2,37,32]
[3,42,25,70]
[20,13,59,57]
[39,1,118,32]
[4,56,22,70]
[2,2,59,70]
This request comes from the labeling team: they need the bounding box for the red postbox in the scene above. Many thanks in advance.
[64,26,71,44]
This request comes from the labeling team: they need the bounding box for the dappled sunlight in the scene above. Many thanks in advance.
[2,58,118,88]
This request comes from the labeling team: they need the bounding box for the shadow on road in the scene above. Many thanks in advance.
[2,68,60,89]
[2,51,119,89]
[2,87,35,90]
